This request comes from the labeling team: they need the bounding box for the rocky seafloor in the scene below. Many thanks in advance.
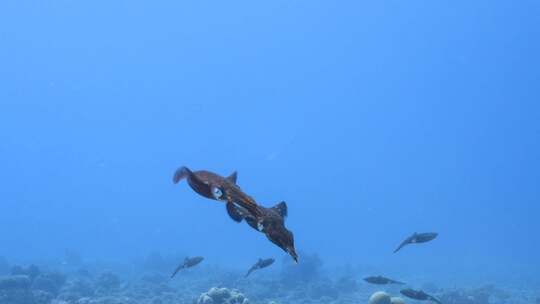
[0,254,537,304]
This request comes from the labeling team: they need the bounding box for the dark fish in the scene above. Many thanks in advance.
[171,256,204,278]
[401,289,442,304]
[173,166,263,219]
[364,275,405,285]
[394,232,438,253]
[245,258,275,277]
[227,200,297,263]
[173,166,298,263]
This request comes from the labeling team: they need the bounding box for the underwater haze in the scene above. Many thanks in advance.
[1,1,539,304]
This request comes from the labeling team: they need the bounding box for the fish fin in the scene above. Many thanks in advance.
[393,239,409,253]
[173,166,192,184]
[226,171,238,184]
[429,296,442,304]
[271,201,288,218]
[245,267,254,278]
[170,263,184,278]
[245,217,260,231]
[226,202,244,223]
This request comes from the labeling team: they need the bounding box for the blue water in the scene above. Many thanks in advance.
[1,0,539,292]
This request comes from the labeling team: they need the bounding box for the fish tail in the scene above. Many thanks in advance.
[170,264,184,278]
[393,241,408,253]
[430,296,442,304]
[173,166,192,184]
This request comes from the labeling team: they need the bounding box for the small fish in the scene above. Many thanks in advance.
[394,232,438,253]
[245,258,275,277]
[401,289,442,304]
[364,275,405,285]
[171,256,204,278]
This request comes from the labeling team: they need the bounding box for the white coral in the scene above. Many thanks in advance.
[197,287,249,304]
[369,291,392,304]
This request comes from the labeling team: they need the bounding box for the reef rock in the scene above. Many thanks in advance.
[0,275,34,304]
[33,290,55,304]
[74,296,138,304]
[335,276,358,293]
[32,272,67,295]
[140,273,168,285]
[0,275,31,290]
[439,288,490,304]
[197,287,249,304]
[369,291,392,304]
[308,281,339,300]
[10,265,41,282]
[390,297,406,304]
[95,272,121,293]
[60,278,95,299]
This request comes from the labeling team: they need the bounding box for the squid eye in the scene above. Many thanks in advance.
[211,187,223,199]
[256,219,266,232]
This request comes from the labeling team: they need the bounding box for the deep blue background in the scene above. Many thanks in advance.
[1,0,539,286]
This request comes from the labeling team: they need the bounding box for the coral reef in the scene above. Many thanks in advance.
[75,295,139,304]
[0,257,533,304]
[75,268,93,279]
[57,278,95,302]
[11,265,41,282]
[481,285,510,302]
[0,270,67,304]
[307,280,339,300]
[439,285,512,304]
[197,287,249,304]
[439,288,489,304]
[140,274,168,285]
[32,272,67,295]
[33,290,55,304]
[0,275,33,304]
[334,276,358,293]
[95,272,121,293]
[0,275,31,290]
[369,291,392,304]
[390,297,406,304]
